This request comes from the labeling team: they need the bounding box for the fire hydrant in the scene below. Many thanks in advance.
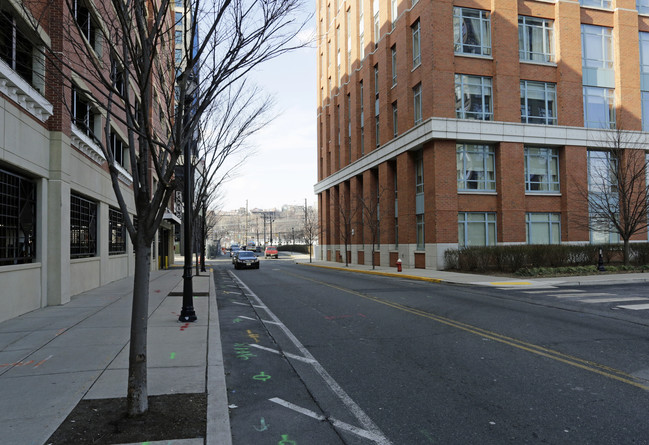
[396,258,402,272]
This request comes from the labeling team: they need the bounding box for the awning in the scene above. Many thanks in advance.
[163,209,182,225]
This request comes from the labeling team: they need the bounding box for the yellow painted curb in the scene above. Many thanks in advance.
[298,262,444,283]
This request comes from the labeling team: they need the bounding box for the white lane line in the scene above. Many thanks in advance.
[269,397,388,443]
[550,293,614,299]
[230,272,392,445]
[524,289,585,294]
[578,297,648,304]
[617,303,649,310]
[231,301,267,308]
[248,344,316,364]
[237,315,281,325]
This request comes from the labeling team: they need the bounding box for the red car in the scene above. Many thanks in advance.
[264,246,279,259]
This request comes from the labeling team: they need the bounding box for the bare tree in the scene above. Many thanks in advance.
[24,0,307,415]
[302,205,319,263]
[332,190,360,267]
[191,82,271,272]
[576,128,649,265]
[357,186,387,270]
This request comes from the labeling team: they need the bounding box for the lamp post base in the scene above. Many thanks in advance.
[179,307,197,322]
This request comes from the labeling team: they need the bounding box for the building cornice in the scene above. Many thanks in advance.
[314,118,649,194]
[0,59,53,123]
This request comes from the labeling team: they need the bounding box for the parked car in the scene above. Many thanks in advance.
[233,250,259,269]
[264,245,279,259]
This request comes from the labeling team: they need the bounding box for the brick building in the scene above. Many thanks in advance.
[0,0,178,322]
[315,0,649,270]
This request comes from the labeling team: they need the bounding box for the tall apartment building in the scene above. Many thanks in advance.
[315,0,649,270]
[0,0,177,322]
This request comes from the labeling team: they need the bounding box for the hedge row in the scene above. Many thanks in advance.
[444,243,649,273]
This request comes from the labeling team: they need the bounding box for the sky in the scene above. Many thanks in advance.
[218,17,318,212]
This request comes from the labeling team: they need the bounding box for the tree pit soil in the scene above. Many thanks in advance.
[45,393,206,444]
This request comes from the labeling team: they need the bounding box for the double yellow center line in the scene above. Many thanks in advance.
[295,272,649,391]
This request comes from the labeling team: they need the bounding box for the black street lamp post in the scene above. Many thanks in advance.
[179,68,198,323]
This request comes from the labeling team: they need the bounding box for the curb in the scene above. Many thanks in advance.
[206,268,233,445]
[298,262,444,283]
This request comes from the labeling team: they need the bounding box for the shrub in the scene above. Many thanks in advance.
[443,244,637,273]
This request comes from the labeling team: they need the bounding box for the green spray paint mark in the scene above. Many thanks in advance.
[253,372,271,381]
[278,435,297,445]
[170,352,176,359]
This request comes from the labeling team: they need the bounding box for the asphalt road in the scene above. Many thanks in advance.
[216,258,649,444]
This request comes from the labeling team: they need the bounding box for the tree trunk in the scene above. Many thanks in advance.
[127,241,151,416]
[623,237,631,266]
[200,235,206,272]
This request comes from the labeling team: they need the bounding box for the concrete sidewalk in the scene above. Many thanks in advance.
[0,268,231,445]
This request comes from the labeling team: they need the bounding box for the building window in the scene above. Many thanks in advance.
[642,92,649,131]
[373,0,379,46]
[347,9,352,69]
[360,80,365,155]
[518,16,554,63]
[521,80,557,125]
[374,65,379,147]
[588,150,620,244]
[110,132,126,167]
[640,33,649,129]
[111,55,125,96]
[415,151,424,250]
[453,7,491,56]
[375,116,380,147]
[391,45,397,86]
[0,167,36,266]
[456,143,496,191]
[526,213,561,244]
[582,25,613,71]
[359,0,365,60]
[70,193,97,258]
[0,10,38,89]
[412,20,421,68]
[416,214,424,250]
[392,101,398,137]
[413,83,422,124]
[415,154,424,194]
[109,207,126,255]
[640,0,649,15]
[581,0,611,9]
[458,212,496,247]
[347,93,352,162]
[525,147,560,192]
[583,86,615,129]
[74,0,99,51]
[72,87,98,137]
[588,150,617,194]
[391,0,397,27]
[455,74,492,121]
